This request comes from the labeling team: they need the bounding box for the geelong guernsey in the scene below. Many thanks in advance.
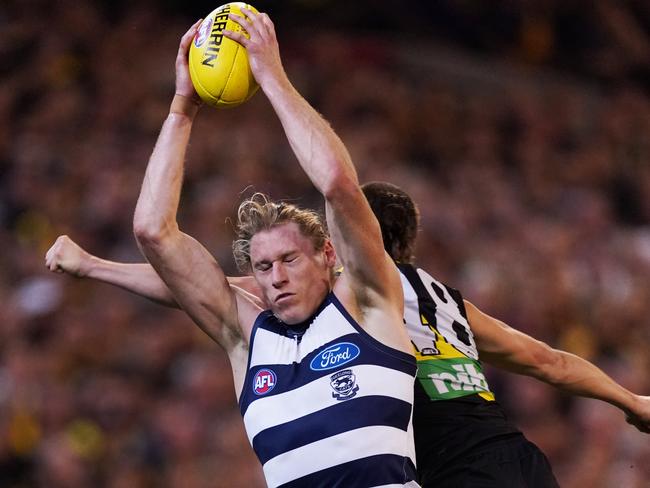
[239,292,419,488]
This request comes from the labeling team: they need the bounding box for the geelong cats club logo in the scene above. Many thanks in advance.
[330,369,359,401]
[253,369,277,395]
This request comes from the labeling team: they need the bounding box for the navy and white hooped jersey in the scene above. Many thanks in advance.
[239,292,419,488]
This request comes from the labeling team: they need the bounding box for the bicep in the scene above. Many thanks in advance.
[467,300,558,376]
[142,231,243,349]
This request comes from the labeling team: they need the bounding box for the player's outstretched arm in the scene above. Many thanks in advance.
[45,235,179,307]
[224,10,405,349]
[466,300,650,434]
[45,235,264,309]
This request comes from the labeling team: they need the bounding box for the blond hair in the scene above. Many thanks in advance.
[232,193,328,272]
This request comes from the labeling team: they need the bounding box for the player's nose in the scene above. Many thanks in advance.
[271,262,288,287]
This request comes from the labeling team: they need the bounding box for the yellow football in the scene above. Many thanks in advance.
[189,3,259,108]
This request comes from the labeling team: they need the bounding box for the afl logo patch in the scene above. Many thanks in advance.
[310,342,360,371]
[194,16,214,48]
[253,369,277,395]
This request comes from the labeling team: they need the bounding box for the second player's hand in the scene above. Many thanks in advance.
[45,235,91,277]
[224,9,286,88]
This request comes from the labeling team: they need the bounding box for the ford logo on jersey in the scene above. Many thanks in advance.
[310,342,360,371]
[253,368,277,395]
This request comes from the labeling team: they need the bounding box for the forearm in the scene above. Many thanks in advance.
[84,258,178,307]
[134,95,199,240]
[224,11,357,196]
[471,303,639,414]
[535,349,637,413]
[261,76,358,197]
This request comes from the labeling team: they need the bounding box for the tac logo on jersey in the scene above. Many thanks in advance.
[330,369,359,401]
[253,368,277,395]
[310,342,360,371]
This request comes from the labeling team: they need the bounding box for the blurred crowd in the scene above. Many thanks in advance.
[1,1,649,487]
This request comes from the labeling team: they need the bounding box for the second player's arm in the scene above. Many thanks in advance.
[467,300,650,433]
[46,235,179,306]
[45,235,263,308]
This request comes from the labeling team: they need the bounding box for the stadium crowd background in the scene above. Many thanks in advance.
[1,0,649,486]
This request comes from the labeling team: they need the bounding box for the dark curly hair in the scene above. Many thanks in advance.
[362,182,419,263]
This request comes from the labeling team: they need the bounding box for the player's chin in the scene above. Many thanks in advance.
[274,305,307,326]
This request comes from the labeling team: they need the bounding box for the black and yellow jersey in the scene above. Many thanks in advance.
[399,263,495,402]
[398,263,522,482]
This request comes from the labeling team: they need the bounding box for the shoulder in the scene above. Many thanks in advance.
[332,266,412,355]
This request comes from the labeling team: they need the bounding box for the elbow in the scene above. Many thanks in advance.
[321,167,359,202]
[530,343,564,383]
[133,215,175,249]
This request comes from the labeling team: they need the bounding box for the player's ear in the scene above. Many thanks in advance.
[323,239,336,267]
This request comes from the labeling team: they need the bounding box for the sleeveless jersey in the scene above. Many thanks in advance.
[239,292,419,488]
[399,264,494,402]
[398,264,521,481]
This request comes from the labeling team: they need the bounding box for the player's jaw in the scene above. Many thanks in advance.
[270,276,328,324]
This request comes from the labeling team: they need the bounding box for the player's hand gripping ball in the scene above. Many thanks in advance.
[189,3,259,108]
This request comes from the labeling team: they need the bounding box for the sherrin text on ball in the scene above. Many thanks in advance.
[189,3,259,108]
